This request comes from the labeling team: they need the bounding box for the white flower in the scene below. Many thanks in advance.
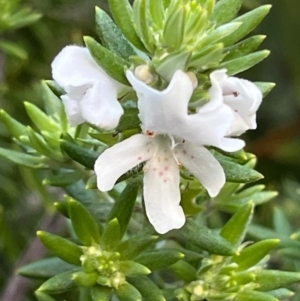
[51,45,124,130]
[126,70,245,152]
[95,70,243,234]
[210,69,263,136]
[95,134,225,234]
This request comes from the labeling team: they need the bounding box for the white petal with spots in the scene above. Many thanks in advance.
[175,141,225,197]
[143,137,185,234]
[210,69,263,136]
[95,134,153,191]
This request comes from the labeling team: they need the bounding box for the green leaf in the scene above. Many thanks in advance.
[148,0,164,29]
[224,35,266,61]
[198,22,241,49]
[60,139,100,169]
[248,224,278,240]
[44,80,65,97]
[273,207,292,238]
[84,36,129,85]
[0,109,27,139]
[162,0,186,50]
[41,81,64,117]
[236,290,278,301]
[127,276,166,301]
[221,202,254,246]
[27,127,62,160]
[267,289,294,299]
[108,181,139,237]
[211,0,243,25]
[65,180,98,207]
[178,219,236,256]
[135,249,184,271]
[255,82,276,97]
[0,147,48,168]
[219,50,270,75]
[119,260,151,276]
[254,270,300,291]
[215,152,263,183]
[189,43,223,69]
[133,0,155,52]
[0,40,28,59]
[18,257,76,279]
[101,218,121,250]
[91,285,113,301]
[108,0,147,52]
[116,282,142,301]
[68,198,101,246]
[222,5,272,46]
[154,49,191,81]
[37,268,80,294]
[35,292,58,301]
[118,234,158,260]
[43,170,82,187]
[37,231,83,265]
[232,239,280,271]
[116,107,140,131]
[95,7,136,60]
[24,102,60,132]
[171,260,197,282]
[72,271,98,287]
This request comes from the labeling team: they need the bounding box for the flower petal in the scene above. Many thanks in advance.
[183,104,245,152]
[126,70,194,134]
[52,46,105,91]
[80,82,124,130]
[210,69,262,136]
[61,95,85,126]
[95,134,153,191]
[175,142,225,197]
[143,138,185,234]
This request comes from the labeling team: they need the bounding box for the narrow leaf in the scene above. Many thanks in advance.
[221,202,254,246]
[116,282,142,301]
[68,198,101,246]
[237,290,278,301]
[0,147,48,168]
[135,249,184,271]
[95,7,136,60]
[0,109,27,138]
[24,102,60,132]
[108,0,147,52]
[118,234,158,260]
[108,181,139,237]
[84,36,129,85]
[255,270,300,291]
[127,276,166,301]
[37,268,80,294]
[224,35,266,61]
[211,0,243,25]
[219,50,270,75]
[18,257,76,279]
[35,292,58,301]
[101,218,121,250]
[91,285,113,301]
[60,139,100,169]
[178,219,236,256]
[37,231,82,265]
[222,5,272,46]
[232,239,280,271]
